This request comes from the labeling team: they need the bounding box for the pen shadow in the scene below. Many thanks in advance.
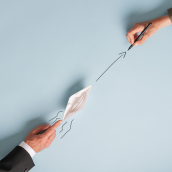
[124,0,172,34]
[0,116,46,159]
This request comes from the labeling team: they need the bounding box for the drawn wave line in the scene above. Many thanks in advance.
[59,122,67,133]
[60,119,74,139]
[49,111,63,125]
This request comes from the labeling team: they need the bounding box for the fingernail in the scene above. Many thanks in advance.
[135,43,137,46]
[59,120,62,124]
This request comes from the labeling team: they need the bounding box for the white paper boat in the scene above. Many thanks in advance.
[62,85,92,121]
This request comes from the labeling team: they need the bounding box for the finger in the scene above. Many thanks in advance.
[126,32,135,44]
[48,130,56,139]
[129,24,145,34]
[134,33,150,46]
[31,124,50,135]
[48,131,56,141]
[127,24,145,44]
[44,132,56,148]
[46,132,56,148]
[126,34,132,44]
[49,133,56,145]
[44,120,62,137]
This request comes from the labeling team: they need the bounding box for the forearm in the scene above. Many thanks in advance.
[153,15,172,29]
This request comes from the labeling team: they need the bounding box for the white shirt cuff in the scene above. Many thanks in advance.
[19,141,36,158]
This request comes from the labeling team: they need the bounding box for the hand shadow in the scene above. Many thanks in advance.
[124,0,172,35]
[0,116,46,159]
[0,78,85,159]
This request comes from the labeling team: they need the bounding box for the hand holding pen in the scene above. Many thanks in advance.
[126,15,171,49]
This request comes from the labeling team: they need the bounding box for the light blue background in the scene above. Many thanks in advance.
[0,0,172,171]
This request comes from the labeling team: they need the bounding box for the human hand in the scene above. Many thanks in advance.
[24,120,62,153]
[126,15,171,46]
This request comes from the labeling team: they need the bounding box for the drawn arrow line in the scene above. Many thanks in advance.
[96,52,126,82]
[119,52,126,58]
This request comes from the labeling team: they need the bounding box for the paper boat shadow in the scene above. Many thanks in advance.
[60,78,85,109]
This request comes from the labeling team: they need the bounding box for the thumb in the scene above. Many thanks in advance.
[134,33,150,46]
[31,124,51,135]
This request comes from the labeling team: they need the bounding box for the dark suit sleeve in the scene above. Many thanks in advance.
[167,8,172,23]
[0,146,35,172]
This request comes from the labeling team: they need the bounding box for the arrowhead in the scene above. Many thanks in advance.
[119,52,126,58]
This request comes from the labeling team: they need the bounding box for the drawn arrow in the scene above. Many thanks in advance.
[96,52,126,81]
[119,51,126,58]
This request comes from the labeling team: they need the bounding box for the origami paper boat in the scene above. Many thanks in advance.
[62,85,92,121]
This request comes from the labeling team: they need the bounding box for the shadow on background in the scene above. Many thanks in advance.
[0,116,46,159]
[60,78,85,108]
[124,0,172,33]
[0,79,85,159]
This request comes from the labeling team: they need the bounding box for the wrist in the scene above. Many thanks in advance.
[19,141,36,158]
[154,15,171,29]
[24,140,36,152]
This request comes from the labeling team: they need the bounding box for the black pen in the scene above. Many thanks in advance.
[128,22,152,51]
